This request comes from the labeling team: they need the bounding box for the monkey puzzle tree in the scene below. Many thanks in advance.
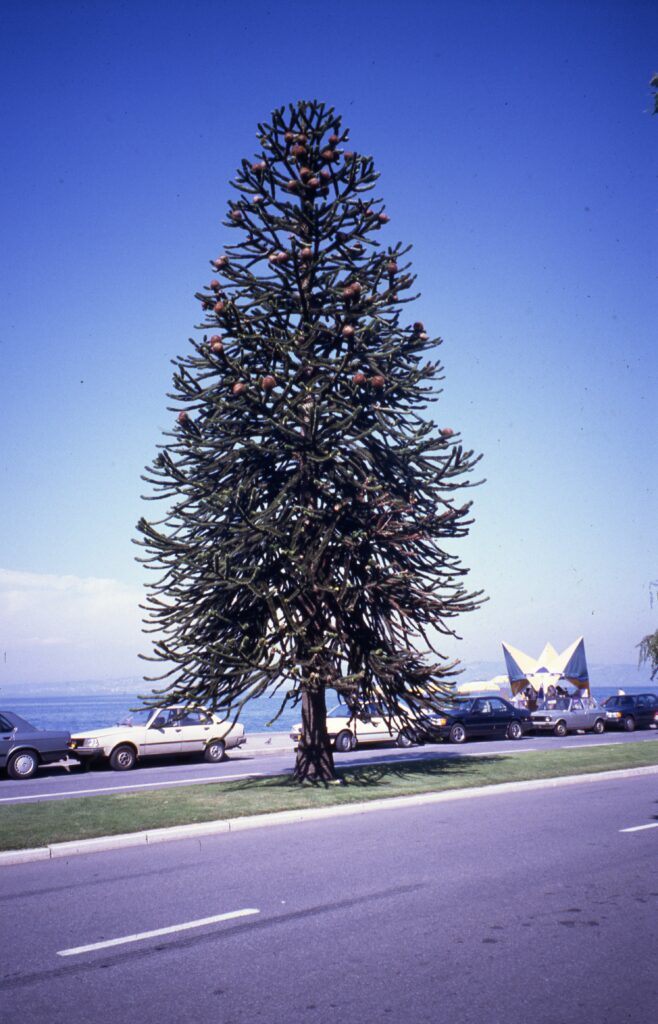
[136,100,483,782]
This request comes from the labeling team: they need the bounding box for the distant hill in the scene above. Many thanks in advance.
[2,663,655,698]
[0,676,144,698]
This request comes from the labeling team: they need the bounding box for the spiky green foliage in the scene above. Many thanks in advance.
[638,630,658,680]
[136,100,483,781]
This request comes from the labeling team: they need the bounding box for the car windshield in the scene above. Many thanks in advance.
[117,709,153,727]
[602,696,632,708]
[440,699,473,712]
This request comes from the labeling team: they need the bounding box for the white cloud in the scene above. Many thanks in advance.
[0,569,146,685]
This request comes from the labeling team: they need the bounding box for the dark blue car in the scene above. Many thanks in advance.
[417,696,532,744]
[0,710,71,780]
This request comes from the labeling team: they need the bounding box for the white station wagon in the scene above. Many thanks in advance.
[69,705,246,771]
[290,702,417,752]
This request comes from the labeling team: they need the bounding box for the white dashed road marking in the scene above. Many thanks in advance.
[57,907,260,956]
[620,822,658,833]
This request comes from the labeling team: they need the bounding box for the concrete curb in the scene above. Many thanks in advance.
[243,746,294,757]
[2,763,657,867]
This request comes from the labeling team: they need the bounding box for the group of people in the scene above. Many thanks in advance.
[513,682,572,711]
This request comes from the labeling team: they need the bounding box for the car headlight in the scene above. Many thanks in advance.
[83,737,101,748]
[606,712,622,719]
[433,717,448,727]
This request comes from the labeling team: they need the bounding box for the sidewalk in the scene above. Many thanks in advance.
[243,731,295,756]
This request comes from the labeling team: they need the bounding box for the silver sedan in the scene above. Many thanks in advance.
[530,697,606,737]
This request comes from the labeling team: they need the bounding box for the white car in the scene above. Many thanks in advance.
[68,705,246,771]
[290,702,417,752]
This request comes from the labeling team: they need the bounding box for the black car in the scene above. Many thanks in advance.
[0,711,71,780]
[417,696,532,744]
[600,693,658,732]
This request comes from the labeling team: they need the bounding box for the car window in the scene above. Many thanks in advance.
[0,714,14,731]
[572,700,583,710]
[178,710,211,725]
[328,705,349,718]
[2,713,35,732]
[151,709,179,727]
[646,695,658,707]
[489,699,507,712]
[473,700,491,714]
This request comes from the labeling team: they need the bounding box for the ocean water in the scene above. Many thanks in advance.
[1,684,654,734]
[0,692,302,734]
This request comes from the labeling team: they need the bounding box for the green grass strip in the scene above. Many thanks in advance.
[2,740,658,852]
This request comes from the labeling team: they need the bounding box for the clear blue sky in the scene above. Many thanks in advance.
[1,0,656,686]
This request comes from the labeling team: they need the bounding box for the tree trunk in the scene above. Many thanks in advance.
[293,685,337,783]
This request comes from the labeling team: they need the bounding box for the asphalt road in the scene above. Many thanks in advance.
[1,728,657,804]
[1,772,656,1023]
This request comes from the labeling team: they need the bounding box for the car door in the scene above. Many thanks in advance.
[635,695,656,727]
[567,698,583,730]
[140,709,183,757]
[355,704,390,743]
[177,709,215,754]
[575,698,596,730]
[488,698,511,736]
[469,699,494,738]
[0,713,14,765]
[644,695,658,726]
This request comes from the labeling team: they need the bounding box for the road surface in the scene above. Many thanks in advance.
[0,771,656,1023]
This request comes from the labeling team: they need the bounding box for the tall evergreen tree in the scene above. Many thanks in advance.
[136,100,483,782]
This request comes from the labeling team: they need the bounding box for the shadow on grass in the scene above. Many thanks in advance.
[336,756,506,787]
[223,755,508,791]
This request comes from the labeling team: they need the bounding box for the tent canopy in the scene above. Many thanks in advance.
[501,637,589,695]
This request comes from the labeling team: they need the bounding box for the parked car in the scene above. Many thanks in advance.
[0,710,71,780]
[68,705,246,770]
[417,696,532,744]
[600,693,658,732]
[530,697,606,736]
[290,702,418,752]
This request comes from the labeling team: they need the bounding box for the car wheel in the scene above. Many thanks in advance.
[6,749,39,780]
[623,716,636,732]
[554,721,567,737]
[204,739,226,763]
[334,730,355,753]
[506,720,523,740]
[592,718,605,734]
[396,729,415,748]
[448,723,466,744]
[109,744,137,771]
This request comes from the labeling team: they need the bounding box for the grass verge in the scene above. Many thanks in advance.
[2,741,658,852]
